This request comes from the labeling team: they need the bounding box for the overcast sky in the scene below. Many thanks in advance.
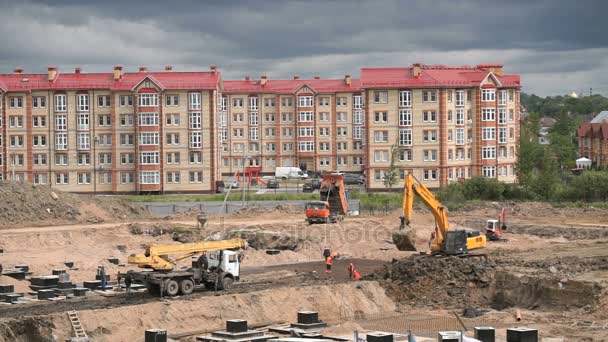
[0,0,606,96]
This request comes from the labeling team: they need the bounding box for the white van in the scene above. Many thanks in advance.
[275,167,308,180]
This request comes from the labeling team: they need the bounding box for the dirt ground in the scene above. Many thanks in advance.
[1,200,608,341]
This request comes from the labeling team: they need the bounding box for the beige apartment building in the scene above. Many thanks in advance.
[0,63,520,193]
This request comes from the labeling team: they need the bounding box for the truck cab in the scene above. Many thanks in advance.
[305,201,330,224]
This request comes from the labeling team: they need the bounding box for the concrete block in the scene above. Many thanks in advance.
[438,331,462,342]
[367,332,394,342]
[108,257,120,265]
[30,275,59,287]
[58,281,74,289]
[95,274,111,281]
[64,261,75,268]
[66,337,90,342]
[83,280,101,290]
[507,328,538,342]
[0,284,15,294]
[145,328,167,342]
[38,289,56,300]
[4,293,23,304]
[2,270,26,280]
[52,269,67,275]
[15,264,29,272]
[475,327,495,342]
[226,319,248,333]
[73,288,90,297]
[297,311,319,324]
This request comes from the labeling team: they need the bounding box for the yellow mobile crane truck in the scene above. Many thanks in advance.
[124,238,247,296]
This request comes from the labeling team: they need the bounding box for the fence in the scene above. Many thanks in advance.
[140,199,361,216]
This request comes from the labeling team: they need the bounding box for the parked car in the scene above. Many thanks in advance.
[302,183,314,193]
[266,179,279,189]
[342,173,365,185]
[310,178,322,190]
[227,180,240,189]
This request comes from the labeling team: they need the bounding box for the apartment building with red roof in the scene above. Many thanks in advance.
[577,111,608,167]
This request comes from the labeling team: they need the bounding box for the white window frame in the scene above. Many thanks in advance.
[139,132,160,145]
[353,110,364,125]
[140,171,160,184]
[77,113,89,130]
[297,96,313,107]
[455,128,465,145]
[399,109,412,126]
[399,90,412,107]
[77,94,89,112]
[482,147,496,160]
[298,141,314,152]
[482,89,496,102]
[189,131,202,148]
[353,95,363,109]
[77,133,90,150]
[249,127,258,141]
[298,127,314,137]
[139,93,158,107]
[482,166,496,178]
[298,111,314,122]
[189,112,202,129]
[374,131,388,143]
[482,128,496,141]
[249,97,258,111]
[399,128,412,146]
[482,108,496,121]
[55,94,67,112]
[139,151,160,165]
[498,108,507,124]
[455,90,464,106]
[139,113,159,126]
[188,92,201,110]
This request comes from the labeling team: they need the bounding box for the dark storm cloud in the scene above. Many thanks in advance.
[0,0,606,96]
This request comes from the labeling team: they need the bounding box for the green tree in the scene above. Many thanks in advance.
[531,148,560,200]
[383,144,399,189]
[517,112,543,189]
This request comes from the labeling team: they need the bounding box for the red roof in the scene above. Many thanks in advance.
[578,122,608,140]
[0,71,220,91]
[223,78,361,94]
[360,64,520,88]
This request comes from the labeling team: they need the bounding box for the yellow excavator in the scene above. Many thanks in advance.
[123,238,247,296]
[392,172,487,255]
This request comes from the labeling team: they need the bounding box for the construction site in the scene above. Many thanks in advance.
[1,176,607,342]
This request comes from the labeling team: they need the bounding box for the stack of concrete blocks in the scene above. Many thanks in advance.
[289,311,328,330]
[197,320,274,342]
[507,328,538,342]
[366,332,394,342]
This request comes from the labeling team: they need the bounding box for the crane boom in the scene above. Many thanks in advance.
[128,238,247,271]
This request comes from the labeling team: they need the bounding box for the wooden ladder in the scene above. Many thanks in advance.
[67,310,88,339]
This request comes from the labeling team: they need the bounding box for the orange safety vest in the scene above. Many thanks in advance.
[353,271,361,280]
[326,256,333,265]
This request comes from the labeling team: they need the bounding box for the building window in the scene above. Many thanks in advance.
[374,130,388,143]
[298,127,314,137]
[9,96,24,108]
[447,90,452,103]
[55,133,68,150]
[319,97,330,106]
[456,109,464,125]
[482,108,495,121]
[298,141,314,152]
[482,89,495,102]
[77,173,91,184]
[165,152,180,164]
[447,110,453,122]
[233,128,244,138]
[249,127,259,140]
[265,143,276,152]
[77,133,90,150]
[249,97,258,111]
[265,113,276,122]
[120,95,133,107]
[455,90,464,106]
[9,135,24,147]
[353,126,364,140]
[55,153,68,165]
[423,150,437,162]
[353,95,364,109]
[33,116,46,128]
[455,128,465,145]
[139,152,160,165]
[120,114,134,126]
[139,113,159,126]
[448,130,453,142]
[97,114,111,126]
[33,154,47,165]
[283,143,293,152]
[298,111,314,122]
[337,112,347,122]
[482,166,496,178]
[77,153,90,165]
[337,97,347,106]
[319,142,330,152]
[374,150,389,162]
[482,127,496,141]
[399,109,412,126]
[97,95,111,107]
[423,111,437,122]
[281,97,292,107]
[121,172,134,184]
[76,94,89,112]
[120,153,134,164]
[319,127,329,136]
[373,91,388,104]
[337,142,347,151]
[189,93,202,110]
[374,111,388,123]
[264,127,275,137]
[139,93,158,107]
[499,127,507,143]
[399,149,413,162]
[353,110,364,125]
[165,94,179,106]
[189,112,202,129]
[318,112,329,121]
[399,129,412,146]
[319,157,330,167]
[282,127,293,137]
[140,171,160,184]
[189,132,202,148]
[99,172,112,185]
[423,130,437,142]
[77,114,89,130]
[54,95,67,112]
[297,96,313,107]
[99,134,112,145]
[422,90,437,102]
[423,169,438,181]
[232,113,243,122]
[189,151,202,163]
[498,90,507,105]
[399,90,412,107]
[33,96,47,108]
[482,147,496,159]
[498,108,507,124]
[232,98,244,108]
[337,127,348,137]
[9,116,24,128]
[120,133,134,145]
[33,135,47,147]
[374,170,386,181]
[167,171,181,184]
[55,173,69,185]
[281,113,293,122]
[139,132,160,145]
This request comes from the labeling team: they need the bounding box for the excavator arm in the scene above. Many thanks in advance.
[399,172,449,251]
[128,238,247,271]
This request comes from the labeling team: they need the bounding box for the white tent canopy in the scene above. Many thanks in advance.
[576,157,592,169]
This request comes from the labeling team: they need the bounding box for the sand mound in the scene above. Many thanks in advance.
[232,204,300,216]
[0,181,148,227]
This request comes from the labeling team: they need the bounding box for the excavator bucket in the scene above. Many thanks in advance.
[392,217,417,251]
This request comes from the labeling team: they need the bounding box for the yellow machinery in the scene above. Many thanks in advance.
[392,172,487,255]
[125,238,247,296]
[128,238,247,271]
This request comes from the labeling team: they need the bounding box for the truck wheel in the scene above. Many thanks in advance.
[220,277,234,290]
[164,279,180,296]
[179,279,195,295]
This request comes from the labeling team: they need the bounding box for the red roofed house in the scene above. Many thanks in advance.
[0,63,520,193]
[577,111,608,167]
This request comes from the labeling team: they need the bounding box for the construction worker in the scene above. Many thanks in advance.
[348,262,355,278]
[124,273,132,294]
[352,270,361,280]
[97,266,107,290]
[325,254,333,273]
[323,247,331,260]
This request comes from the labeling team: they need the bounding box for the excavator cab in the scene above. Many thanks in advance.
[485,219,503,241]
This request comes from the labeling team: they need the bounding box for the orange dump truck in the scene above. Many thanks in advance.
[305,173,348,224]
